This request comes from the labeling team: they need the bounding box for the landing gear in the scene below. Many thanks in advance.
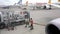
[43,5,46,9]
[0,23,5,29]
[49,5,51,10]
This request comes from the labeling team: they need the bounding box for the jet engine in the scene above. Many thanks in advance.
[46,18,60,34]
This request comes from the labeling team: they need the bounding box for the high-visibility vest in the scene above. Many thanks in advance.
[30,19,33,25]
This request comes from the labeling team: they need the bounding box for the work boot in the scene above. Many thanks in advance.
[25,25,27,27]
[30,27,33,30]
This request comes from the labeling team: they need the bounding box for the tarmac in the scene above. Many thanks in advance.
[0,8,60,34]
[0,24,45,34]
[30,8,60,25]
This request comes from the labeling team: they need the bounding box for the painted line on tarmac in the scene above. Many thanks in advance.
[34,23,46,26]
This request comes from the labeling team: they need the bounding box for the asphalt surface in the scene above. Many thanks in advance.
[0,24,45,34]
[0,8,60,34]
[30,8,60,25]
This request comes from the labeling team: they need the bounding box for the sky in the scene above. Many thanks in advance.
[0,0,58,5]
[0,0,19,5]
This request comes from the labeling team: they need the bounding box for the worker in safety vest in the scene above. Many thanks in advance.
[29,18,34,30]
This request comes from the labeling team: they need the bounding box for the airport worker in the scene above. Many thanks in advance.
[30,18,34,30]
[25,17,29,27]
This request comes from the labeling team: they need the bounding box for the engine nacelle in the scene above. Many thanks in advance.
[46,18,60,34]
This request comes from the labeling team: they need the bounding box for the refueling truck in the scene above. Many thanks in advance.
[0,10,30,29]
